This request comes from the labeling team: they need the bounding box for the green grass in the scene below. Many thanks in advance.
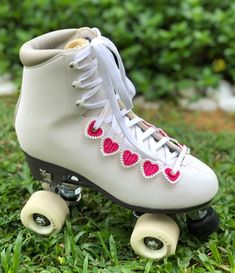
[0,95,235,273]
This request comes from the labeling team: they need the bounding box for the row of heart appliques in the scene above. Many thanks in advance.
[84,120,181,183]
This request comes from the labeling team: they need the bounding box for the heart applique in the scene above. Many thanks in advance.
[121,150,139,168]
[164,168,181,183]
[142,160,160,178]
[159,129,168,137]
[102,138,119,156]
[85,120,103,139]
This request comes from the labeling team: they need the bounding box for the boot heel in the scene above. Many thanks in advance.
[24,152,67,185]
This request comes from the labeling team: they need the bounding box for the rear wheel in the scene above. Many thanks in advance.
[187,206,220,238]
[21,190,69,235]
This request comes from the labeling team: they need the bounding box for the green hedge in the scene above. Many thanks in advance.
[1,0,235,99]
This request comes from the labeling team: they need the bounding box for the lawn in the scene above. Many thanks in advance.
[0,95,234,273]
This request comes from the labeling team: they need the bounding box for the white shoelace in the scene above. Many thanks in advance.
[70,28,188,174]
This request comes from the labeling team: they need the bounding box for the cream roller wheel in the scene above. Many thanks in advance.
[130,213,180,259]
[21,190,69,235]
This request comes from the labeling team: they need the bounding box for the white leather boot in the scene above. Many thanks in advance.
[16,27,219,259]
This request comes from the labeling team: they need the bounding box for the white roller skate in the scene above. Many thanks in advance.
[15,27,219,259]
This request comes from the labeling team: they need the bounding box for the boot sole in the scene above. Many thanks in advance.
[24,151,211,214]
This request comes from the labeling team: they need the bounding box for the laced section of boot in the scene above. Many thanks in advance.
[70,28,188,175]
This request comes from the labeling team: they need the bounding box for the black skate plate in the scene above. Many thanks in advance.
[24,152,211,214]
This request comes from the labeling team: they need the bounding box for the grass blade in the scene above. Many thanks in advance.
[109,234,118,266]
[12,232,23,273]
[1,248,9,272]
[82,255,89,273]
[144,259,153,273]
[209,242,221,264]
[97,232,110,257]
[227,250,235,273]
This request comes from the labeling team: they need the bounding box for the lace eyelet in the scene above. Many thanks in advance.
[84,36,91,42]
[76,99,85,107]
[69,62,74,69]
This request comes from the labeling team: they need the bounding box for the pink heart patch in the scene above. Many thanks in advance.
[122,150,139,167]
[143,160,159,178]
[164,168,181,183]
[86,120,103,139]
[102,138,119,156]
[159,129,168,137]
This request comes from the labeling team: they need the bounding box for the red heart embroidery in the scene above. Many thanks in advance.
[122,150,139,167]
[143,161,159,178]
[86,120,103,139]
[103,138,119,155]
[159,129,168,137]
[164,168,180,183]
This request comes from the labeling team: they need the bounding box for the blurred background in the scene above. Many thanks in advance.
[0,0,235,109]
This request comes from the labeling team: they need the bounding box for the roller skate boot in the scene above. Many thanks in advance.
[15,27,219,259]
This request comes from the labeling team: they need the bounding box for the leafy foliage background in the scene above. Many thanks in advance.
[1,0,235,98]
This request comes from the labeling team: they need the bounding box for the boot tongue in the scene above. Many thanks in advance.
[64,38,89,49]
[64,27,97,49]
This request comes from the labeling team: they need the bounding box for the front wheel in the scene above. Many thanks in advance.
[130,213,180,259]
